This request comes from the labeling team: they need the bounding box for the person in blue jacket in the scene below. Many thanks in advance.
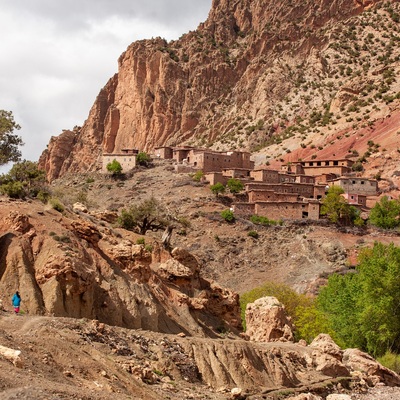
[12,291,21,314]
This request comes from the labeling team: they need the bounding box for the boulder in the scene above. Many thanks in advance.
[72,202,88,213]
[343,348,400,386]
[309,334,349,377]
[5,211,31,233]
[0,345,23,367]
[245,296,294,342]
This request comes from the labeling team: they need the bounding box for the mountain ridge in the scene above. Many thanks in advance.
[38,0,400,182]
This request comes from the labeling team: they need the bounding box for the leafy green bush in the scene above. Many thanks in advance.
[106,159,122,175]
[0,181,24,198]
[221,209,235,222]
[136,237,145,245]
[210,182,225,196]
[136,152,151,166]
[226,178,244,194]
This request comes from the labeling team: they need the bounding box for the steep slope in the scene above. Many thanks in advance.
[38,0,400,181]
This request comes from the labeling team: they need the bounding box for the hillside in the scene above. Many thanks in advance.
[46,162,400,295]
[1,166,400,398]
[38,0,400,187]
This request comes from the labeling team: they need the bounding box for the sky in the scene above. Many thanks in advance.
[0,0,212,170]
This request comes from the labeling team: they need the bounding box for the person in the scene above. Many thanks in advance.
[12,291,21,314]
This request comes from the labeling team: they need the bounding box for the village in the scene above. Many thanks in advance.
[102,146,379,221]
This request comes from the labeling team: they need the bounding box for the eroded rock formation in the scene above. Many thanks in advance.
[0,201,240,337]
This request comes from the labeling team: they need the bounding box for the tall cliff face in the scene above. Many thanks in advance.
[39,0,395,181]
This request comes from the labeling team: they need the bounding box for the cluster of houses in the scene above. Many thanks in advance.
[102,146,378,221]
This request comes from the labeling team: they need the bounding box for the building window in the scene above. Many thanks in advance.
[361,181,364,184]
[352,180,356,184]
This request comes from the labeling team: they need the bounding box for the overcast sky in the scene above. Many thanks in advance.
[0,0,211,170]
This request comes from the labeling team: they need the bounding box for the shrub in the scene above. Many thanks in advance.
[221,209,235,222]
[136,237,145,245]
[106,159,122,175]
[247,230,259,239]
[210,182,225,197]
[226,178,244,194]
[250,215,281,226]
[37,190,51,203]
[0,181,24,198]
[192,170,204,182]
[49,198,64,213]
[145,244,153,253]
[378,352,400,374]
[136,152,151,166]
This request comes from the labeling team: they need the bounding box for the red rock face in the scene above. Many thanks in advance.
[38,0,383,181]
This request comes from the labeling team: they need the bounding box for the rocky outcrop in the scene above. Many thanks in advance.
[245,296,294,342]
[0,201,240,337]
[38,0,388,181]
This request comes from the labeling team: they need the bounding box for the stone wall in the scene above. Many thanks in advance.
[255,201,320,220]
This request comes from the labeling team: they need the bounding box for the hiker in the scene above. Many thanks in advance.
[12,291,21,314]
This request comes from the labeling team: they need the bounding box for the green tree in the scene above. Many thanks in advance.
[226,178,244,194]
[318,242,400,357]
[136,151,151,166]
[0,160,46,198]
[106,159,122,176]
[210,182,225,197]
[118,197,168,234]
[0,110,23,165]
[369,196,400,229]
[321,186,351,223]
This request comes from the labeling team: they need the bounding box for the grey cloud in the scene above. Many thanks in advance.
[0,0,211,166]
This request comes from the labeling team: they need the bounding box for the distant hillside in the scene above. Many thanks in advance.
[39,0,399,185]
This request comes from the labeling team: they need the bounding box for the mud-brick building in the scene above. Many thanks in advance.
[343,193,367,207]
[329,177,378,196]
[250,168,316,185]
[282,159,354,177]
[245,182,326,200]
[155,146,254,173]
[205,168,253,185]
[233,199,320,220]
[102,148,138,172]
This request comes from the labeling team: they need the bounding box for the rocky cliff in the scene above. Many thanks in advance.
[0,200,240,337]
[38,0,400,181]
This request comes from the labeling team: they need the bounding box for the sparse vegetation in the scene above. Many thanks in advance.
[118,197,169,235]
[210,182,225,197]
[221,209,235,222]
[136,152,151,167]
[106,159,122,176]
